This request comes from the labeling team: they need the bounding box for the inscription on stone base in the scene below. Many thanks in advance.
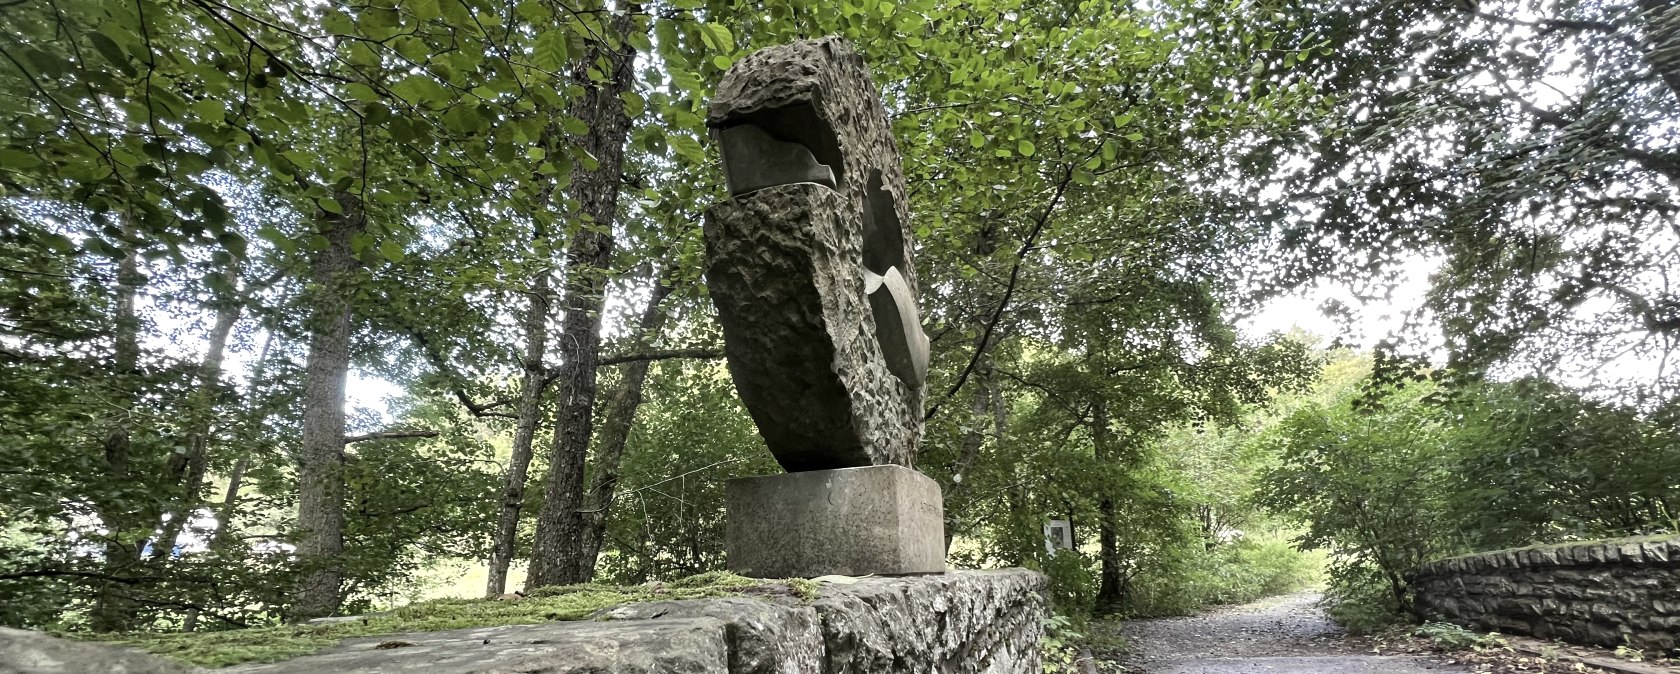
[726,465,946,578]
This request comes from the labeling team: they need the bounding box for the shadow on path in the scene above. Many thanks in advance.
[1114,591,1469,674]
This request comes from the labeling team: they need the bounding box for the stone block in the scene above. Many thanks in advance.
[232,620,733,673]
[1,571,1047,674]
[0,627,189,674]
[726,465,945,578]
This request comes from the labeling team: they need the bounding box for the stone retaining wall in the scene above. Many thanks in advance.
[1412,537,1680,652]
[1,569,1047,674]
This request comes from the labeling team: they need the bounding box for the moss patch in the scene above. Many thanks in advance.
[91,572,797,668]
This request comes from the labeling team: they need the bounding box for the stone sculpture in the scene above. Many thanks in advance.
[704,37,930,473]
[703,38,945,577]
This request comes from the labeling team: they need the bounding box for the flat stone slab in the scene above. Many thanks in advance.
[0,627,191,674]
[0,570,1046,674]
[726,465,945,578]
[227,619,729,673]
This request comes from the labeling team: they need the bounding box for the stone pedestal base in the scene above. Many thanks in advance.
[726,465,945,578]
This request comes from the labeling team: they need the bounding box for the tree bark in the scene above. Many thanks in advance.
[1092,400,1125,614]
[90,247,142,632]
[486,242,552,597]
[292,190,366,620]
[525,11,641,589]
[576,269,676,581]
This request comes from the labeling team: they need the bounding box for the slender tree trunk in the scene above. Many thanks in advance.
[486,244,552,597]
[91,248,142,632]
[576,270,676,581]
[1092,400,1125,614]
[151,296,242,561]
[525,11,641,590]
[208,326,274,550]
[945,360,992,552]
[293,191,366,620]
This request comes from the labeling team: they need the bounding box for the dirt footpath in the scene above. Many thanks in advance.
[1114,592,1469,674]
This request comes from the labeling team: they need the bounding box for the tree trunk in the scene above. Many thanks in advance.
[576,269,676,581]
[525,13,641,589]
[1092,400,1125,614]
[292,191,366,620]
[151,294,242,562]
[945,359,992,552]
[90,247,142,632]
[486,244,552,597]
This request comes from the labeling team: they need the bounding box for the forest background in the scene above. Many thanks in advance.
[2,0,1677,639]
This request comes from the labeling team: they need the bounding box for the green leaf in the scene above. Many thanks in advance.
[410,0,441,21]
[1017,140,1035,157]
[534,30,570,71]
[393,75,452,107]
[0,148,42,169]
[344,83,380,103]
[700,24,735,54]
[969,131,985,149]
[317,196,345,214]
[619,91,645,117]
[379,238,405,262]
[87,30,135,76]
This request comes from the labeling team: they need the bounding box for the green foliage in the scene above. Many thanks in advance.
[1039,551,1098,622]
[1415,622,1505,652]
[3,0,1668,646]
[1125,529,1325,618]
[1253,0,1680,397]
[1320,562,1406,635]
[1257,360,1680,630]
[1039,613,1088,674]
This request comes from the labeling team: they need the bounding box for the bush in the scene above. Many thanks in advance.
[1321,560,1406,634]
[1039,550,1097,624]
[1125,528,1324,617]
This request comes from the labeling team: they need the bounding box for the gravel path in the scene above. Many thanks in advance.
[1117,592,1469,674]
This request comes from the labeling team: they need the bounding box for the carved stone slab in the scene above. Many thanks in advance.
[704,38,927,471]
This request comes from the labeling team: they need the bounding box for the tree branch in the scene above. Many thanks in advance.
[342,430,439,444]
[928,164,1076,420]
[597,347,722,367]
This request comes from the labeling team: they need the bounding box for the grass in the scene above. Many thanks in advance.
[90,572,792,668]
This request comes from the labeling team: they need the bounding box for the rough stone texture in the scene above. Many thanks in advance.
[0,571,1045,674]
[229,620,730,673]
[726,465,946,578]
[706,185,920,471]
[0,627,191,674]
[611,570,1048,674]
[704,37,924,472]
[0,568,1041,672]
[1412,536,1680,653]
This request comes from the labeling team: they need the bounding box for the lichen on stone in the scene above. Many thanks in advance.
[88,572,781,668]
